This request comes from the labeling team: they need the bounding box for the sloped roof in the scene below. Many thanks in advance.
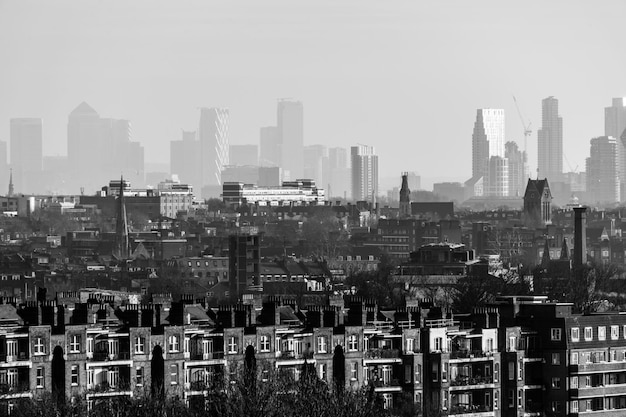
[70,101,98,116]
[184,305,215,325]
[524,179,551,199]
[0,304,22,325]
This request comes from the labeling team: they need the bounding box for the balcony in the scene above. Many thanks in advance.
[449,350,492,361]
[448,404,493,416]
[371,378,402,392]
[91,351,131,361]
[189,351,225,361]
[276,350,313,360]
[363,348,402,364]
[450,375,493,387]
[87,381,132,398]
[0,352,30,363]
[0,382,29,394]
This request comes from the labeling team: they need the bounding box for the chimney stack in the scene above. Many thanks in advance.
[573,206,587,268]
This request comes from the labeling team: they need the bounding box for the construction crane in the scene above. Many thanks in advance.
[512,95,532,157]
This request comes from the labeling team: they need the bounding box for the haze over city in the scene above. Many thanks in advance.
[2,0,626,191]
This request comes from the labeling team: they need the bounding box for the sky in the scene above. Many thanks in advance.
[1,0,625,189]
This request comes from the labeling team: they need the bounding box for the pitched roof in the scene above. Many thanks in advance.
[524,178,551,199]
[70,101,98,116]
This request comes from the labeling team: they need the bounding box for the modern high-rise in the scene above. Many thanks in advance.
[10,118,43,193]
[470,109,506,197]
[277,99,303,180]
[586,136,620,204]
[170,130,201,191]
[198,107,229,198]
[505,141,529,197]
[351,145,378,202]
[604,97,626,195]
[328,147,350,199]
[0,141,7,194]
[67,102,144,193]
[537,96,563,182]
[259,126,281,167]
[303,145,328,189]
[229,144,258,166]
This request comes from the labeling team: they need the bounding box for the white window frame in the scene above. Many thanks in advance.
[348,335,358,352]
[571,327,579,342]
[168,335,180,353]
[260,335,270,352]
[34,337,45,355]
[135,336,145,354]
[228,336,238,354]
[611,325,619,340]
[36,367,44,388]
[598,326,606,341]
[571,352,578,365]
[70,335,81,353]
[71,365,79,386]
[584,327,593,341]
[317,336,327,353]
[551,328,562,341]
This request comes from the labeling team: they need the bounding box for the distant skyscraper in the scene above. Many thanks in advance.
[485,156,509,197]
[471,109,505,180]
[604,97,626,195]
[537,96,563,182]
[586,136,620,204]
[199,108,229,197]
[230,144,258,166]
[67,102,144,193]
[351,145,378,202]
[0,141,7,194]
[328,147,350,199]
[505,141,528,197]
[303,145,328,188]
[170,130,201,192]
[10,118,43,193]
[259,126,281,167]
[277,100,303,180]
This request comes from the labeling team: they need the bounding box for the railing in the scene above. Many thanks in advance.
[426,318,457,328]
[90,381,132,393]
[0,382,29,394]
[190,352,225,361]
[371,378,400,387]
[0,353,29,362]
[276,351,314,360]
[450,375,493,386]
[449,350,491,360]
[364,348,400,360]
[449,404,491,415]
[91,351,131,361]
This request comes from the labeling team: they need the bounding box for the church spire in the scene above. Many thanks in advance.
[8,168,14,197]
[560,237,570,260]
[114,176,129,259]
[399,172,411,218]
[541,237,551,269]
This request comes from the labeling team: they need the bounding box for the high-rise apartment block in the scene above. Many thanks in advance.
[199,108,229,197]
[605,97,626,196]
[277,100,304,180]
[351,145,378,202]
[586,136,620,204]
[537,96,563,182]
[259,126,281,167]
[505,141,529,197]
[170,131,201,192]
[10,118,43,193]
[67,102,144,193]
[328,147,350,199]
[303,145,328,189]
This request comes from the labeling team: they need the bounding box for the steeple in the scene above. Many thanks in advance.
[541,237,551,269]
[560,237,570,260]
[114,176,130,259]
[7,168,13,197]
[399,172,411,218]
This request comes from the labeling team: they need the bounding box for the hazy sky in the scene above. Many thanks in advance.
[1,0,625,188]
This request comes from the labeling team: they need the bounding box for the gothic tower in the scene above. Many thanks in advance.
[399,172,411,218]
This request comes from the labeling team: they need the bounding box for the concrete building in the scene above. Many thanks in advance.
[505,141,528,198]
[303,145,328,190]
[198,107,229,198]
[10,118,43,193]
[278,99,304,180]
[157,179,194,219]
[328,147,351,199]
[586,136,620,205]
[222,179,325,208]
[259,126,281,168]
[604,98,626,196]
[170,130,201,192]
[537,96,563,182]
[469,109,507,198]
[351,145,378,203]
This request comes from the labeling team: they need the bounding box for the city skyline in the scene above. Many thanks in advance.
[2,1,626,186]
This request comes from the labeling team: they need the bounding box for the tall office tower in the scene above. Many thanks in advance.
[259,126,280,167]
[537,97,563,182]
[485,156,509,197]
[471,109,506,180]
[406,172,421,191]
[505,141,529,197]
[351,145,378,202]
[170,130,201,191]
[328,147,350,199]
[0,141,7,195]
[303,145,328,188]
[586,136,620,204]
[230,144,258,166]
[605,98,626,196]
[67,102,145,193]
[10,118,43,193]
[277,99,303,180]
[198,108,229,198]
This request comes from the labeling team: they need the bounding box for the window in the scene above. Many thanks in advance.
[348,335,358,352]
[551,328,562,341]
[598,326,606,341]
[415,364,421,384]
[34,337,45,355]
[611,349,617,362]
[228,336,238,354]
[508,336,517,351]
[571,401,579,413]
[494,390,499,409]
[135,336,145,354]
[571,352,579,365]
[319,364,327,380]
[168,335,180,352]
[71,365,79,386]
[552,353,561,365]
[571,327,580,342]
[508,362,515,381]
[317,336,327,353]
[6,340,17,357]
[406,338,414,353]
[70,335,81,353]
[571,376,578,389]
[584,327,593,341]
[551,401,561,413]
[442,390,448,409]
[350,362,358,380]
[494,363,499,382]
[518,359,523,380]
[551,377,561,389]
[611,325,619,340]
[518,389,523,408]
[36,367,44,388]
[260,335,270,352]
[87,337,94,354]
[136,367,144,386]
[87,369,94,388]
[170,364,178,385]
[434,337,443,352]
[442,363,448,381]
[508,389,515,408]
